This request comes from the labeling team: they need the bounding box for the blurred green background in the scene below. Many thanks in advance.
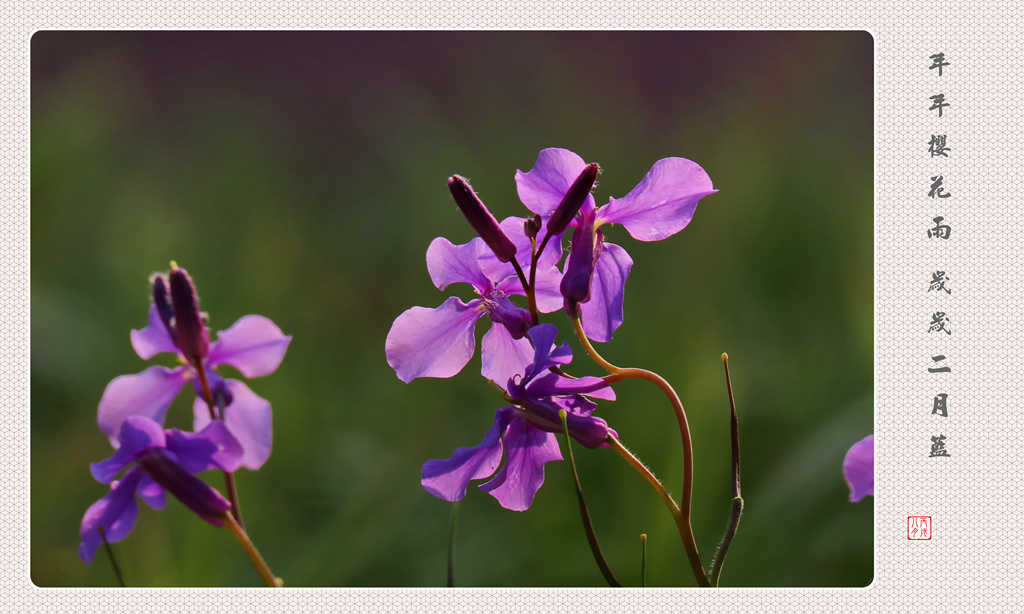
[31,31,873,587]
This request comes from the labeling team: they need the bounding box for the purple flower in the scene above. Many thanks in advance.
[79,415,242,564]
[843,434,874,502]
[385,219,563,386]
[420,324,617,511]
[516,148,717,342]
[97,266,291,470]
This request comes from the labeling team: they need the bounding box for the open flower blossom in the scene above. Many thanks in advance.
[79,415,242,564]
[516,148,717,342]
[420,324,617,511]
[97,266,291,470]
[385,218,563,386]
[843,434,874,502]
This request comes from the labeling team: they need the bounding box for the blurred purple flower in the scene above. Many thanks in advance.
[385,219,563,386]
[97,267,291,470]
[79,415,242,564]
[516,148,717,342]
[420,324,617,511]
[843,434,874,502]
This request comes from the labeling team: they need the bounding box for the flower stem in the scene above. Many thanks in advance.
[525,233,553,326]
[223,512,280,587]
[640,534,648,587]
[709,353,744,587]
[560,409,621,587]
[572,313,709,586]
[606,437,708,586]
[97,526,127,587]
[194,362,245,529]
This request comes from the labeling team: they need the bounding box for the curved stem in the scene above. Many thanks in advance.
[607,437,679,515]
[223,513,280,587]
[571,312,620,374]
[573,313,708,586]
[607,437,709,586]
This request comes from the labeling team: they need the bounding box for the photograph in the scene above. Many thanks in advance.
[30,30,873,588]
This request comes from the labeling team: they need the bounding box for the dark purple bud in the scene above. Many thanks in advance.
[546,162,599,236]
[516,397,615,449]
[150,273,178,347]
[484,292,532,340]
[524,214,542,239]
[559,206,602,307]
[447,175,518,263]
[168,264,210,363]
[136,449,232,527]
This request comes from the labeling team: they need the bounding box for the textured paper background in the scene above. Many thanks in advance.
[5,1,1023,612]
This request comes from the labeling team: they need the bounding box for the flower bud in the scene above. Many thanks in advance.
[546,163,599,236]
[150,273,178,347]
[168,265,210,363]
[137,449,232,526]
[484,292,532,340]
[559,207,601,306]
[524,214,542,239]
[447,175,518,263]
[516,396,616,449]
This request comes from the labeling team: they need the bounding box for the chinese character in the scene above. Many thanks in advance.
[928,312,951,335]
[929,434,950,457]
[929,93,950,117]
[929,271,951,294]
[929,53,949,76]
[928,355,951,373]
[928,135,950,157]
[932,393,948,417]
[929,175,952,199]
[928,216,951,239]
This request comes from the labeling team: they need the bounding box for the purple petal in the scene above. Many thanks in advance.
[579,242,633,343]
[385,296,486,382]
[493,258,565,314]
[166,420,244,474]
[515,148,589,218]
[480,323,534,387]
[426,236,493,293]
[523,323,573,380]
[193,379,271,470]
[90,416,167,483]
[207,315,291,378]
[136,473,167,509]
[97,365,190,447]
[78,467,144,564]
[421,407,514,502]
[531,262,566,313]
[479,417,562,511]
[597,157,717,242]
[843,434,874,502]
[130,304,180,360]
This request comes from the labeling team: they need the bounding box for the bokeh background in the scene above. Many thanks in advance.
[31,31,873,587]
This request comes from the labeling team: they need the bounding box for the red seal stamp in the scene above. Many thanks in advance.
[907,516,931,540]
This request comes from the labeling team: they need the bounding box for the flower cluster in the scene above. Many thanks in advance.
[386,148,716,511]
[80,264,290,563]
